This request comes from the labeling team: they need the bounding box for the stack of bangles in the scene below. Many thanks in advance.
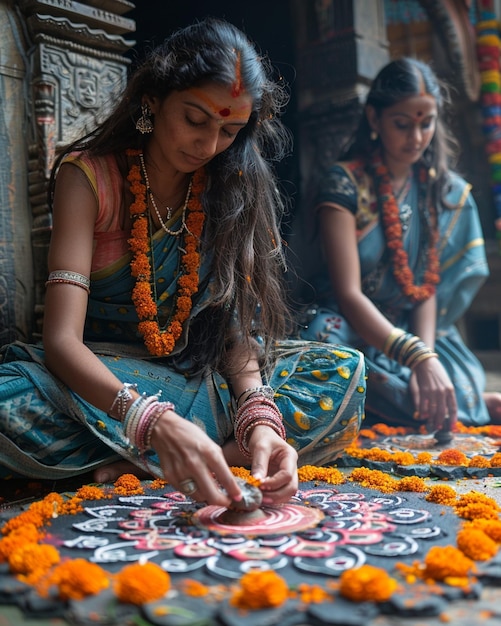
[234,385,286,458]
[383,328,438,369]
[108,383,175,454]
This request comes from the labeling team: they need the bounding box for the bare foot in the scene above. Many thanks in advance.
[484,391,501,424]
[93,460,152,484]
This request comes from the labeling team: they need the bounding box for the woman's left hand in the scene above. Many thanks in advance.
[410,356,458,432]
[246,425,298,505]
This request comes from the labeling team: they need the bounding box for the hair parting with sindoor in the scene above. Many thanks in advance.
[48,17,293,375]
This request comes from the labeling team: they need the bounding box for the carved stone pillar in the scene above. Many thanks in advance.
[0,2,31,345]
[287,0,389,298]
[291,0,389,189]
[15,0,136,339]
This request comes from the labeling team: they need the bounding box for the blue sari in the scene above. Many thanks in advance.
[300,161,489,426]
[0,155,366,479]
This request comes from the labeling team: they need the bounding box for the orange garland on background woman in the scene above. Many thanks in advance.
[126,149,206,357]
[372,153,440,303]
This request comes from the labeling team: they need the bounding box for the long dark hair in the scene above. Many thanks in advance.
[49,17,293,375]
[343,57,458,205]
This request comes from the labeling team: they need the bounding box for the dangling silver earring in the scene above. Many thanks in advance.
[136,103,153,134]
[370,130,378,141]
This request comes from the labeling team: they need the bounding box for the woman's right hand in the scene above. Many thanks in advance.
[149,408,243,506]
[409,357,458,433]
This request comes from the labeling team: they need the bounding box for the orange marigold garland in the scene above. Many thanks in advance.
[126,149,206,357]
[371,153,440,303]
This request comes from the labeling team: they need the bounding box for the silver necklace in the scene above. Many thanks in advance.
[139,152,192,237]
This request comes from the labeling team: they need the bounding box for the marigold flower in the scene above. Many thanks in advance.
[436,449,469,466]
[489,452,501,467]
[356,447,394,463]
[454,491,500,520]
[392,451,417,466]
[455,502,499,521]
[8,543,60,578]
[113,473,144,495]
[115,562,170,604]
[230,570,289,609]
[423,545,476,580]
[130,255,151,279]
[149,478,168,490]
[397,476,429,492]
[456,527,498,561]
[75,485,108,500]
[426,485,457,505]
[0,524,41,562]
[50,559,110,600]
[1,492,64,535]
[297,465,345,484]
[339,565,398,602]
[169,320,183,340]
[349,467,400,493]
[231,466,253,480]
[416,451,433,464]
[466,518,501,542]
[468,455,491,468]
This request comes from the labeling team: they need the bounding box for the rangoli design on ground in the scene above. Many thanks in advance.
[46,484,451,583]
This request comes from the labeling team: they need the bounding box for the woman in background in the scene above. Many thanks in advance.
[300,57,501,433]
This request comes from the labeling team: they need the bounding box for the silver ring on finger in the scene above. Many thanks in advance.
[179,478,197,496]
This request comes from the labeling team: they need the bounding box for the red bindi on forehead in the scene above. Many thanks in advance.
[219,108,231,117]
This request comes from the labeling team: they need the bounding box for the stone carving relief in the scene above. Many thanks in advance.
[40,44,126,144]
[3,0,137,341]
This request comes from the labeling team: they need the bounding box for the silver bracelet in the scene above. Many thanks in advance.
[46,270,91,294]
[109,383,138,421]
[236,384,274,408]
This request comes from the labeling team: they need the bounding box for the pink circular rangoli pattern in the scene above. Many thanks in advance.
[194,503,324,536]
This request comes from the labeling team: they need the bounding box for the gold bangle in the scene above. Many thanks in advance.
[399,335,419,359]
[408,351,439,370]
[383,328,406,356]
[402,339,428,365]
